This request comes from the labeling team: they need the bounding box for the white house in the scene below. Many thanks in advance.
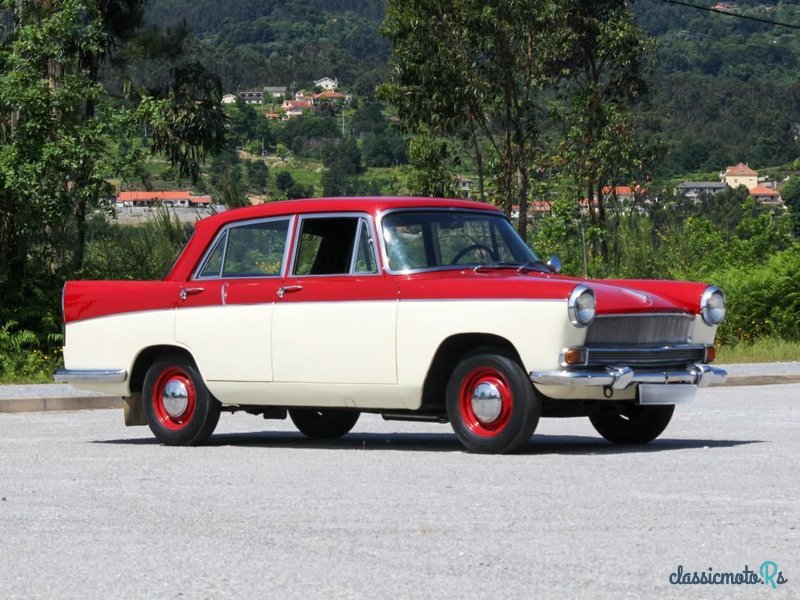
[314,77,338,91]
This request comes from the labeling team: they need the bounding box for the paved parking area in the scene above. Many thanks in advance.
[0,384,797,598]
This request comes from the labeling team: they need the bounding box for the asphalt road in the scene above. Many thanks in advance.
[1,384,797,599]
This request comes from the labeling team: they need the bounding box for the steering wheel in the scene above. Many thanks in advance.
[450,244,496,264]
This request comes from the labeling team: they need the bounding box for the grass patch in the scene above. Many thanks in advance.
[717,338,800,364]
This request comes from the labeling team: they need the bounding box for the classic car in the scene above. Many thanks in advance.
[55,197,727,453]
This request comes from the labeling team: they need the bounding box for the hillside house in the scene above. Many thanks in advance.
[221,94,237,105]
[264,86,287,98]
[749,185,782,205]
[116,191,212,208]
[314,77,338,91]
[677,181,727,200]
[238,90,264,104]
[723,163,758,189]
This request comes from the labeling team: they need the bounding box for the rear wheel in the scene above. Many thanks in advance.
[289,409,360,439]
[589,404,674,444]
[446,351,540,453]
[143,356,221,446]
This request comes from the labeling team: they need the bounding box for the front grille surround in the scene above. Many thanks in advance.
[564,313,705,369]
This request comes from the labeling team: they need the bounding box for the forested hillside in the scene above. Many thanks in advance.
[635,0,800,175]
[146,0,800,175]
[145,0,389,94]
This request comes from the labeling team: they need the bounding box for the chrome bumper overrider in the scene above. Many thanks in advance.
[54,369,128,384]
[530,363,727,389]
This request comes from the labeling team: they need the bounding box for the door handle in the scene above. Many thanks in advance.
[277,285,303,299]
[179,287,205,301]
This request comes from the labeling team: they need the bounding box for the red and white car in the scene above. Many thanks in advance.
[56,197,727,453]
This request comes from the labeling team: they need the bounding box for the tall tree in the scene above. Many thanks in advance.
[381,0,571,237]
[0,0,225,329]
[553,0,652,262]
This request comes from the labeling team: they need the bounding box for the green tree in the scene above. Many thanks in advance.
[0,0,226,332]
[382,0,571,235]
[781,175,800,236]
[551,1,652,262]
[321,139,363,196]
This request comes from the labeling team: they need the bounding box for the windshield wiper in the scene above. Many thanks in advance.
[473,261,549,274]
[516,260,549,273]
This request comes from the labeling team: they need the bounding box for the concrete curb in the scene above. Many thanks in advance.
[722,374,800,387]
[0,396,123,414]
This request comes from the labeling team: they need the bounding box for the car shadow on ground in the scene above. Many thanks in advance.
[95,431,764,455]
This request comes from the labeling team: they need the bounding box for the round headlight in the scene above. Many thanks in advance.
[568,285,595,327]
[701,286,726,325]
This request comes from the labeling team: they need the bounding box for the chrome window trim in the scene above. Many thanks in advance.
[289,212,381,278]
[191,215,295,280]
[376,207,539,275]
[349,218,379,275]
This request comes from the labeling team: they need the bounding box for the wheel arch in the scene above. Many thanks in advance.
[420,333,523,412]
[129,345,197,394]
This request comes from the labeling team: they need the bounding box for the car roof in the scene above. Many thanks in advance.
[195,197,501,232]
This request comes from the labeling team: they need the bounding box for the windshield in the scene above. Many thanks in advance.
[381,210,539,271]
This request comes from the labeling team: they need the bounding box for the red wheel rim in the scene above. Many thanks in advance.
[152,367,197,431]
[458,366,513,437]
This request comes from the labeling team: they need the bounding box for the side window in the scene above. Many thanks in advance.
[223,219,290,277]
[197,218,290,278]
[382,219,427,270]
[293,216,376,276]
[198,232,226,278]
[352,220,377,274]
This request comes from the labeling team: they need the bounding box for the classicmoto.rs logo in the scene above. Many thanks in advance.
[669,561,788,588]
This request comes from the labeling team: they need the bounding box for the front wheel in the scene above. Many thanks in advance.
[446,351,540,453]
[589,404,674,444]
[289,409,360,439]
[143,356,221,446]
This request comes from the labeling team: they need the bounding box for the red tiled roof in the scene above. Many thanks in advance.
[725,163,757,176]
[116,191,211,204]
[749,185,779,196]
[314,90,345,100]
[282,100,313,110]
[602,186,638,196]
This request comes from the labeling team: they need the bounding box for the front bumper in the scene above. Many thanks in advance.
[54,369,128,384]
[530,363,727,389]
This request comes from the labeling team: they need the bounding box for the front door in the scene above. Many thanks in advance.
[272,215,397,384]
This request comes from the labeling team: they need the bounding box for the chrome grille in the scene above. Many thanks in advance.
[585,346,706,367]
[586,314,693,345]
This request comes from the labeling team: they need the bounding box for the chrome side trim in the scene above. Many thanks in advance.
[530,363,727,390]
[54,369,128,384]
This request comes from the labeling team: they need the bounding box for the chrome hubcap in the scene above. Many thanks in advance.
[471,382,503,423]
[162,379,189,417]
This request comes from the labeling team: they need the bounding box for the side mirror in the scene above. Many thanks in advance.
[546,256,562,274]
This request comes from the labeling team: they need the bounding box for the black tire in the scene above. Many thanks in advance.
[445,350,540,454]
[589,404,674,444]
[289,408,360,439]
[142,355,221,446]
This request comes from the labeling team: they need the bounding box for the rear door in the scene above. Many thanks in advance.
[175,216,292,382]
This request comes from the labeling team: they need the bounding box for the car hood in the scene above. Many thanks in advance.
[394,270,707,316]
